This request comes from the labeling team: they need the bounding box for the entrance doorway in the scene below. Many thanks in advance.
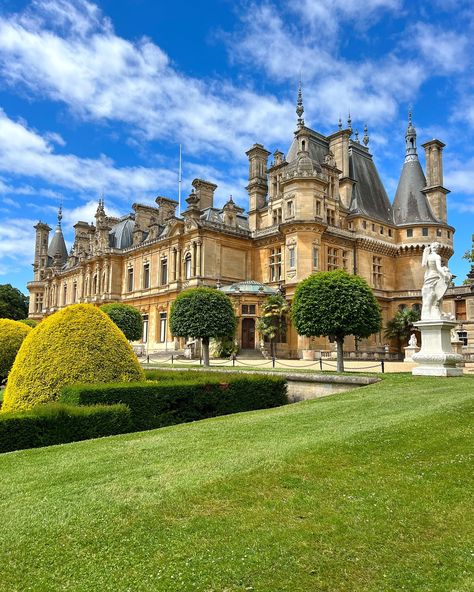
[241,318,256,349]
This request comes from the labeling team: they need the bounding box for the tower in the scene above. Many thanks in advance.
[421,139,449,223]
[47,206,68,268]
[246,143,270,231]
[33,221,51,281]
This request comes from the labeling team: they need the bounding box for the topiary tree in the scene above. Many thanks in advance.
[100,303,143,341]
[170,288,236,366]
[0,319,32,384]
[0,284,28,320]
[384,307,421,358]
[2,304,145,413]
[256,294,289,357]
[292,270,382,372]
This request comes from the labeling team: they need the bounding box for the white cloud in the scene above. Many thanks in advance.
[411,24,470,74]
[0,108,176,199]
[0,0,293,157]
[0,218,36,276]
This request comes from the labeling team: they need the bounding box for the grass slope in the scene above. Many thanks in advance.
[1,374,473,592]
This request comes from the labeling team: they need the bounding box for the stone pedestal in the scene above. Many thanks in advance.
[404,346,420,362]
[412,320,463,376]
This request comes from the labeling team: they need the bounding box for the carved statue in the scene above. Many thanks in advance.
[421,242,452,320]
[408,333,417,347]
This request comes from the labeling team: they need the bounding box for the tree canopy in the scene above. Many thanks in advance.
[292,270,382,371]
[170,288,236,366]
[100,303,143,341]
[0,284,28,320]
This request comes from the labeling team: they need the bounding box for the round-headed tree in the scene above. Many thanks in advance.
[0,319,32,383]
[0,284,28,320]
[292,270,382,372]
[170,287,236,366]
[100,303,143,341]
[256,293,290,357]
[2,304,144,413]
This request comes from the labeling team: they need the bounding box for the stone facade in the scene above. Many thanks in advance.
[28,98,461,358]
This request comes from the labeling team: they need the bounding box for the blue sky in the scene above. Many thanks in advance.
[0,0,473,293]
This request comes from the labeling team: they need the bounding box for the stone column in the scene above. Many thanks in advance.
[196,240,202,277]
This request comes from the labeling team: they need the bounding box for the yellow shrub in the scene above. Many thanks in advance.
[0,319,32,383]
[2,304,144,412]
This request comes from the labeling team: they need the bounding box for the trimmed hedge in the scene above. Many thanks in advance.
[0,403,131,453]
[61,374,288,431]
[2,304,144,412]
[0,318,31,383]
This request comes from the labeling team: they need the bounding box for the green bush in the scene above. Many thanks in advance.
[0,403,131,453]
[100,303,143,341]
[2,304,144,413]
[61,374,288,431]
[0,319,32,383]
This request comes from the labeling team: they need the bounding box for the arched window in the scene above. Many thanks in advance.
[185,253,192,279]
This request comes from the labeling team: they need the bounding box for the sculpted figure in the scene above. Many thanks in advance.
[421,243,452,320]
[408,333,417,347]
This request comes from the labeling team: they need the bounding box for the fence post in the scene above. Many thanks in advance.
[319,357,323,371]
[171,354,174,365]
[381,359,385,373]
[147,355,150,364]
[232,354,236,367]
[199,355,202,366]
[272,356,276,368]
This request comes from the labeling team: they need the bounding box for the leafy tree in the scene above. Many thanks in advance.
[292,270,382,372]
[170,288,236,366]
[256,294,289,357]
[100,303,143,341]
[384,307,420,357]
[0,284,28,320]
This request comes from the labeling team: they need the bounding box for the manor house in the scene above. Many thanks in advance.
[28,93,460,357]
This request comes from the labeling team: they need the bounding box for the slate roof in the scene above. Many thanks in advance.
[47,225,68,264]
[109,216,135,249]
[392,159,438,225]
[348,144,393,223]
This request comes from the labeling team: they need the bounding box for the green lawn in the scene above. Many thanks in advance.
[1,374,473,592]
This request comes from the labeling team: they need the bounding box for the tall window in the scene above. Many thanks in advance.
[159,312,167,343]
[407,228,413,238]
[142,314,149,343]
[372,256,383,288]
[327,209,335,226]
[288,246,296,269]
[269,247,282,282]
[312,247,319,269]
[315,200,321,217]
[127,267,134,292]
[35,293,43,313]
[93,275,97,294]
[72,283,77,302]
[143,263,150,289]
[184,253,192,279]
[63,284,67,305]
[422,227,429,237]
[286,201,294,218]
[160,258,168,285]
[327,247,339,271]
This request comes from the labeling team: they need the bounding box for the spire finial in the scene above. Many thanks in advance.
[355,129,359,143]
[363,123,369,146]
[338,116,342,130]
[405,108,418,162]
[296,79,305,128]
[347,110,352,134]
[57,204,63,227]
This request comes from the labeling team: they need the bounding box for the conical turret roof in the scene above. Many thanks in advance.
[47,206,68,264]
[392,113,438,225]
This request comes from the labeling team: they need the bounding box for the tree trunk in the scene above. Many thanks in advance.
[336,336,344,372]
[202,337,210,366]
